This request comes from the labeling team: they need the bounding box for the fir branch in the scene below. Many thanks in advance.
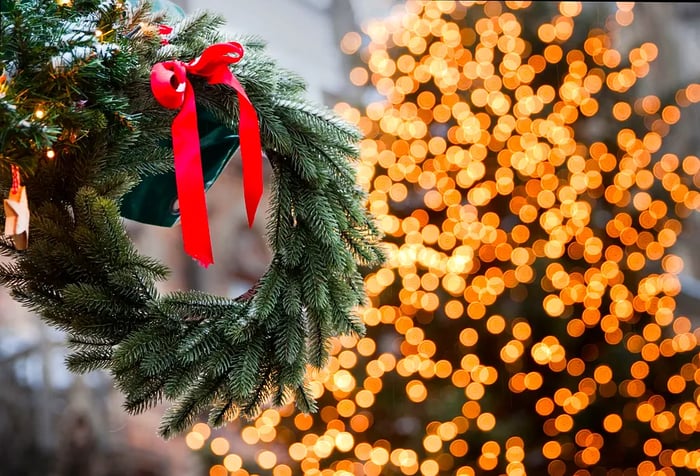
[239,360,275,418]
[293,383,318,414]
[208,398,239,428]
[159,372,227,438]
[273,309,306,364]
[65,346,114,373]
[250,265,284,322]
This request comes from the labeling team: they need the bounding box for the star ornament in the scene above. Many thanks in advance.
[0,69,8,99]
[4,185,29,250]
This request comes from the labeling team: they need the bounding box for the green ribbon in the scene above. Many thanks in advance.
[120,109,240,226]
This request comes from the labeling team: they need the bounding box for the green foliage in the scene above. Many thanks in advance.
[0,0,383,437]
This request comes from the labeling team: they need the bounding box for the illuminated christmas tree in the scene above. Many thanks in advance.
[184,2,700,475]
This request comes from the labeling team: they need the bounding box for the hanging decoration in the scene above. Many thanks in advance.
[0,0,384,437]
[3,165,29,250]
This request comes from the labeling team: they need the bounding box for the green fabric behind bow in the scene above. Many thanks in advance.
[120,109,240,226]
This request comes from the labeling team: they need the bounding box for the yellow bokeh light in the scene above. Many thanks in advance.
[208,465,226,476]
[210,437,230,456]
[185,431,205,451]
[223,454,242,472]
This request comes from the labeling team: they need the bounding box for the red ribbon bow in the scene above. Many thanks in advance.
[150,42,263,267]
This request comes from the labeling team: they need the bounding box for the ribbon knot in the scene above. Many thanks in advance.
[150,42,263,267]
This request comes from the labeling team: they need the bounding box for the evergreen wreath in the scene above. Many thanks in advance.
[0,0,384,437]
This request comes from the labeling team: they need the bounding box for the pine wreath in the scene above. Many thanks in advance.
[0,0,384,437]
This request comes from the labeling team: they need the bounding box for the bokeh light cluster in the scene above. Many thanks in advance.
[191,2,700,474]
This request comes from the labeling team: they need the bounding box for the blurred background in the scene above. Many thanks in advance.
[1,1,699,475]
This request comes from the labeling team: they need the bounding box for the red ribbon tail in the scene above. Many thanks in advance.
[223,75,263,228]
[238,92,263,227]
[172,86,214,267]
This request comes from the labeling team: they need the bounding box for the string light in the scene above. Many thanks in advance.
[95,28,115,42]
[46,149,55,159]
[34,108,45,119]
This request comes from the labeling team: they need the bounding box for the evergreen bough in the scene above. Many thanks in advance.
[0,0,384,437]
